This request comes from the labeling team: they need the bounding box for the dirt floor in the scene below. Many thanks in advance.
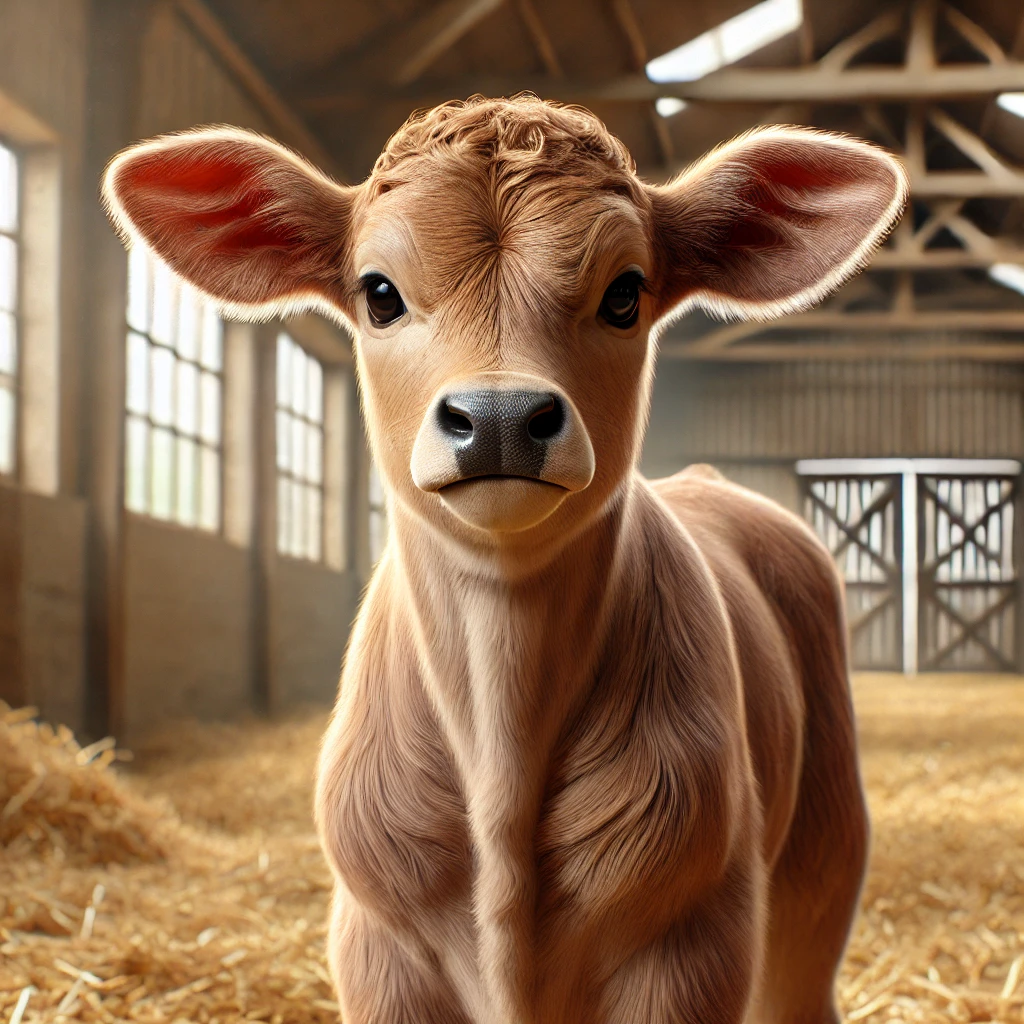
[2,673,1024,1022]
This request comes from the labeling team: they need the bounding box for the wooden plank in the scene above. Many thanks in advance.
[664,310,1024,358]
[174,0,338,174]
[660,341,1024,362]
[391,0,505,85]
[301,63,1024,112]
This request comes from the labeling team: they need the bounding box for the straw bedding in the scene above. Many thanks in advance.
[2,673,1024,1023]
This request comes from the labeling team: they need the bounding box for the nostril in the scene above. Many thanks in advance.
[440,401,474,437]
[527,397,565,441]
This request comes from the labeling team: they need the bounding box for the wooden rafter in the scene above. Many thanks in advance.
[515,0,561,77]
[333,0,505,90]
[606,0,674,167]
[174,0,337,173]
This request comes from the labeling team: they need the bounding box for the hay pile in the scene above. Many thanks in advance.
[839,674,1024,1023]
[3,675,1024,1023]
[0,704,167,865]
[0,705,336,1024]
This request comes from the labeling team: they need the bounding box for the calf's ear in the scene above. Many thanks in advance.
[647,126,908,321]
[102,127,356,320]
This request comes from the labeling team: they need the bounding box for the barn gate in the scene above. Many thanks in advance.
[797,460,1022,673]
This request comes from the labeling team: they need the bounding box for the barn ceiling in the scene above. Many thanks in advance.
[188,0,1024,360]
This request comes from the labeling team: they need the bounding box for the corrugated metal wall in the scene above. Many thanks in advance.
[643,358,1024,511]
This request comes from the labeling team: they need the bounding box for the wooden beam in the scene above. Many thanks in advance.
[300,63,1024,112]
[660,340,1024,361]
[817,10,904,72]
[905,0,938,74]
[666,309,1024,357]
[606,0,674,168]
[911,171,1024,197]
[378,0,505,86]
[174,0,338,174]
[515,0,561,77]
[870,248,1019,270]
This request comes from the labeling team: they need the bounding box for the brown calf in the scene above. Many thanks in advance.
[104,97,907,1024]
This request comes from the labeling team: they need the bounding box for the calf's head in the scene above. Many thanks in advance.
[104,97,906,553]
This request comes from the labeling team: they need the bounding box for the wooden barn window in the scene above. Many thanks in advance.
[124,247,223,530]
[0,140,20,477]
[276,331,324,561]
[369,461,388,563]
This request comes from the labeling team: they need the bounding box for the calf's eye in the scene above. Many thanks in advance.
[363,275,406,326]
[599,272,643,328]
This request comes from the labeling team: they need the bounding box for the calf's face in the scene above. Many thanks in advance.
[352,165,653,540]
[103,101,906,554]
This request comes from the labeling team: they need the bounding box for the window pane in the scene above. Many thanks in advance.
[291,480,304,557]
[199,446,219,531]
[199,372,220,444]
[307,486,322,561]
[0,235,17,312]
[276,409,290,471]
[308,427,322,485]
[125,416,148,512]
[291,416,305,478]
[0,143,17,233]
[126,331,148,415]
[0,384,13,475]
[151,259,176,346]
[176,436,197,526]
[277,476,291,553]
[151,427,174,520]
[127,246,150,333]
[176,360,198,435]
[151,345,174,425]
[177,284,199,360]
[200,306,222,370]
[0,310,15,375]
[291,346,307,414]
[276,333,291,408]
[307,359,323,423]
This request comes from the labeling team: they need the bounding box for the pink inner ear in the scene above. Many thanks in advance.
[118,150,299,256]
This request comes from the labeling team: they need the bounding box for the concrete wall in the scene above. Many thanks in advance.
[121,516,254,740]
[271,558,359,709]
[0,487,86,726]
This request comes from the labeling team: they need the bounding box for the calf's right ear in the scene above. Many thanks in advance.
[647,126,908,323]
[102,127,357,321]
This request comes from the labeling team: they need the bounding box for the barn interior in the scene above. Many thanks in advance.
[3,0,1024,1020]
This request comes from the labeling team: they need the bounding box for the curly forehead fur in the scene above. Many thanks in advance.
[367,95,645,203]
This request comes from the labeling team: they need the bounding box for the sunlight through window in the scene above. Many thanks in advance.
[124,247,223,530]
[997,93,1024,119]
[990,262,1024,296]
[647,0,802,104]
[276,332,324,561]
[368,461,388,563]
[0,141,19,476]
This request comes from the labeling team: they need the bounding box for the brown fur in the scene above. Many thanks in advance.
[102,96,905,1024]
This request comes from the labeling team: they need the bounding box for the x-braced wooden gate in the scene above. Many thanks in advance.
[917,473,1020,672]
[801,474,904,671]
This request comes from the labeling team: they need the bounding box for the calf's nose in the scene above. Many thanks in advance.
[438,389,565,480]
[411,373,595,495]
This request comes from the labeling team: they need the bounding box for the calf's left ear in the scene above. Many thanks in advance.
[102,127,357,321]
[647,126,908,321]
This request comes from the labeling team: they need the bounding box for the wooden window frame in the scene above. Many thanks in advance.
[124,249,225,531]
[0,137,21,479]
[275,331,325,561]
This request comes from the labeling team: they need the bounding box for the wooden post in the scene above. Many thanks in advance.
[251,322,279,714]
[79,0,154,738]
